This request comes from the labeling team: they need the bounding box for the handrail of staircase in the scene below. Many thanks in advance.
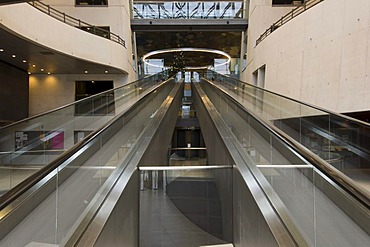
[256,0,324,46]
[28,0,126,47]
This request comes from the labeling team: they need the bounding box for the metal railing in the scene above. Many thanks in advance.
[256,0,324,46]
[28,0,126,47]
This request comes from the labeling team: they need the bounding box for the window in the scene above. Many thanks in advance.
[76,0,108,6]
[80,26,110,39]
[75,80,115,116]
[272,0,304,6]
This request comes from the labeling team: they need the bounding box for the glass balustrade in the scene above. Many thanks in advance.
[194,80,370,246]
[0,71,172,196]
[0,75,177,247]
[139,166,233,246]
[205,70,370,195]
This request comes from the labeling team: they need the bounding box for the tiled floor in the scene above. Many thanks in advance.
[140,189,229,247]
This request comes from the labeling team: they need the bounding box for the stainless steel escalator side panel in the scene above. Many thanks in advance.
[193,82,305,247]
[68,81,184,247]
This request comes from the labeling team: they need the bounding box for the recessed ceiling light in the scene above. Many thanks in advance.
[41,68,44,71]
[28,72,31,75]
[32,65,36,67]
[85,70,88,74]
[105,70,108,73]
[12,54,16,58]
[23,60,27,63]
[47,72,51,75]
[0,49,4,52]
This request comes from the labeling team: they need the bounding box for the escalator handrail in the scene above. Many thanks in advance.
[207,70,370,128]
[203,77,370,209]
[215,73,370,162]
[193,81,305,246]
[0,76,174,211]
[28,1,125,47]
[0,71,170,131]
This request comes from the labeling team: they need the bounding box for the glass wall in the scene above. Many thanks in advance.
[133,1,245,19]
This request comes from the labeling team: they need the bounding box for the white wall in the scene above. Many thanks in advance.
[0,3,131,74]
[42,0,137,81]
[245,0,370,113]
[0,1,138,115]
[29,74,128,115]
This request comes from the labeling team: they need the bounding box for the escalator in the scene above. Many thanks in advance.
[206,70,370,203]
[0,70,368,246]
[194,72,370,246]
[0,70,181,246]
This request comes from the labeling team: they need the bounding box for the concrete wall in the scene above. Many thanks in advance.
[0,61,28,122]
[245,0,370,113]
[243,0,294,79]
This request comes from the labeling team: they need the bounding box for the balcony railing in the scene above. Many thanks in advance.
[133,1,244,19]
[28,0,126,47]
[256,0,324,46]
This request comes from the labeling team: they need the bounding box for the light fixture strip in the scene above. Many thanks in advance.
[142,47,231,69]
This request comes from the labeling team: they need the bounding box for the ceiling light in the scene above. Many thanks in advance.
[142,47,231,70]
[85,70,88,74]
[12,54,16,58]
[0,49,4,52]
[105,70,108,74]
[23,60,27,63]
[28,72,31,75]
[47,72,51,75]
[32,65,36,67]
[41,68,44,71]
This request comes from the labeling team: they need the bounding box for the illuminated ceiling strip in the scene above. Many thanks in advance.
[142,47,231,69]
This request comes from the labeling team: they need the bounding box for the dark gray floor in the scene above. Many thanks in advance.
[140,189,229,247]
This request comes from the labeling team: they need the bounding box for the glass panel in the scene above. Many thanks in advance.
[140,167,233,247]
[0,70,172,196]
[199,73,370,246]
[259,165,370,246]
[0,77,176,246]
[169,148,207,165]
[205,70,370,194]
